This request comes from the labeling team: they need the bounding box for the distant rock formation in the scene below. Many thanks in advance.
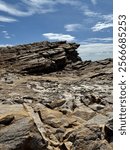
[0,41,81,74]
[0,41,113,150]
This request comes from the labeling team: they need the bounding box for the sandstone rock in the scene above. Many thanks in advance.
[0,105,47,150]
[73,106,95,121]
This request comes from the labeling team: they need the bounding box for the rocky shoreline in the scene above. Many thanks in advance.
[0,41,113,150]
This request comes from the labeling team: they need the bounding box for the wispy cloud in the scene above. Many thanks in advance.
[80,5,99,17]
[0,0,32,16]
[22,0,74,5]
[0,0,99,18]
[0,15,17,22]
[64,24,83,31]
[21,0,56,14]
[2,30,11,39]
[43,33,75,41]
[84,10,99,17]
[103,14,113,21]
[91,14,113,32]
[92,22,113,31]
[20,0,81,15]
[23,0,80,5]
[0,0,79,20]
[82,37,113,44]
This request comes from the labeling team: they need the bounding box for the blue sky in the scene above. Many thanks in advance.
[0,0,113,60]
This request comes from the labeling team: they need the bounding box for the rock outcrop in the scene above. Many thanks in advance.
[0,41,81,74]
[0,41,113,150]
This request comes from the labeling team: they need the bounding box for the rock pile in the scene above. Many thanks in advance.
[0,41,113,150]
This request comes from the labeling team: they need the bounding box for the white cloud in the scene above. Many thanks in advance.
[43,33,75,42]
[22,0,80,7]
[21,0,56,14]
[0,0,98,18]
[22,0,68,5]
[91,0,97,5]
[2,30,11,39]
[91,14,113,31]
[60,1,100,18]
[64,24,82,31]
[23,0,53,5]
[0,1,33,16]
[21,0,81,15]
[92,22,113,31]
[81,5,99,17]
[77,43,113,60]
[0,15,17,22]
[55,0,80,5]
[103,14,113,22]
[0,0,78,19]
[84,10,99,17]
[0,0,81,20]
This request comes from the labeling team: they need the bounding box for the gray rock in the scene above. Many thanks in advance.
[86,114,109,125]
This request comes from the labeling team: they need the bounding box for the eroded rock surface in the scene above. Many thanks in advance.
[0,41,113,150]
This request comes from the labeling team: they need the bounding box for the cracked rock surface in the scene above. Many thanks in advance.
[0,41,113,150]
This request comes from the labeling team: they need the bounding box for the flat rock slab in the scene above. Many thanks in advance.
[86,114,109,125]
[0,104,47,150]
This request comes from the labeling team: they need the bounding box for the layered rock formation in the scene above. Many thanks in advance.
[0,41,81,74]
[0,41,113,150]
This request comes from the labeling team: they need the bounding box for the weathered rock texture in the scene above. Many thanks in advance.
[0,41,113,150]
[0,41,81,74]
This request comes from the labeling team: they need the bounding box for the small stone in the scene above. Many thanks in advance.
[89,103,105,111]
[49,99,66,109]
[64,141,73,150]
